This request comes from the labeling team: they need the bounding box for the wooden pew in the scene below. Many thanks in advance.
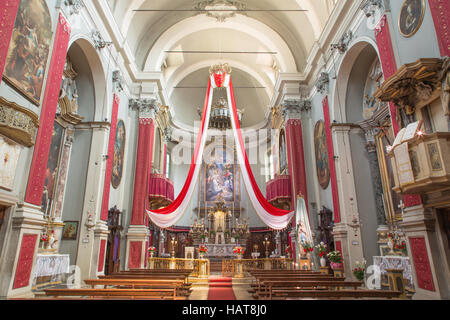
[272,289,401,300]
[256,280,363,299]
[84,278,191,297]
[44,288,187,300]
[251,275,344,292]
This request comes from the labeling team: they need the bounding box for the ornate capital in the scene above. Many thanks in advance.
[281,98,311,120]
[360,0,384,18]
[64,0,85,15]
[112,70,124,92]
[331,31,353,54]
[91,31,110,50]
[129,98,159,119]
[316,72,330,95]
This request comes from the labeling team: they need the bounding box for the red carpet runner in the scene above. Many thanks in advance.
[207,277,236,300]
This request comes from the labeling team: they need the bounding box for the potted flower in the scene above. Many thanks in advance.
[353,260,367,283]
[199,245,207,259]
[40,233,49,248]
[327,250,343,270]
[301,241,314,258]
[315,242,327,267]
[233,246,245,259]
[395,240,407,255]
[148,246,156,258]
[285,246,292,258]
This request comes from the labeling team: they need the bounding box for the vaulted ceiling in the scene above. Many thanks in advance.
[105,0,338,126]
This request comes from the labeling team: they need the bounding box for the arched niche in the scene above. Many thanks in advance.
[332,39,385,265]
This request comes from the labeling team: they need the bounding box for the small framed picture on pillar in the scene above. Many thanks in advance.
[62,221,79,240]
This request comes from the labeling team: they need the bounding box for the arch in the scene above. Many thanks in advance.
[143,15,297,73]
[331,37,380,123]
[67,35,109,122]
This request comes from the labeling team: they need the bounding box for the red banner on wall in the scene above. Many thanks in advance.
[374,14,400,136]
[322,96,341,223]
[100,94,120,221]
[128,241,142,269]
[131,119,154,225]
[0,0,20,82]
[13,234,37,289]
[25,13,71,205]
[428,0,450,57]
[409,237,436,291]
[97,239,107,272]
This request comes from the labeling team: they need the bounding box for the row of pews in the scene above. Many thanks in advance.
[43,269,193,300]
[248,269,402,300]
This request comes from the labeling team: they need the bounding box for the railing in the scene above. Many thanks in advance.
[222,258,294,277]
[147,257,210,278]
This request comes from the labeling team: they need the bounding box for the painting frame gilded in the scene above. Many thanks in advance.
[111,119,126,189]
[314,120,330,190]
[398,0,426,38]
[3,0,53,106]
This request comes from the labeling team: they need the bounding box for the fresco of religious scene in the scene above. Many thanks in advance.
[41,122,64,215]
[4,0,52,105]
[205,149,234,202]
[279,129,287,174]
[111,120,126,189]
[314,120,330,190]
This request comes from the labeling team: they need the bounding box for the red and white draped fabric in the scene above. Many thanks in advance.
[146,71,295,229]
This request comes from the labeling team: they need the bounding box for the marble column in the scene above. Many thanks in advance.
[75,121,110,281]
[331,124,365,279]
[125,99,158,269]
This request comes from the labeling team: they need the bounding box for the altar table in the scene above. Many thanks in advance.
[373,255,414,287]
[201,244,242,257]
[33,254,70,288]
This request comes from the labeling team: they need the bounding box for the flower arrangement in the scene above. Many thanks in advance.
[148,246,156,253]
[233,246,245,255]
[302,241,314,254]
[353,260,367,281]
[327,250,342,263]
[199,245,208,254]
[395,240,407,254]
[40,233,49,244]
[315,242,327,258]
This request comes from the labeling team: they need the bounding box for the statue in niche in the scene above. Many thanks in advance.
[363,59,384,120]
[57,57,84,124]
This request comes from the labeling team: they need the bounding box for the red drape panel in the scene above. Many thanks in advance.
[130,118,154,225]
[409,237,436,291]
[12,234,37,289]
[100,94,120,221]
[0,0,20,82]
[428,0,450,57]
[322,96,341,223]
[374,14,400,136]
[97,239,107,272]
[25,13,71,205]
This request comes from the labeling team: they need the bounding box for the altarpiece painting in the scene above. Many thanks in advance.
[111,119,126,189]
[314,120,330,190]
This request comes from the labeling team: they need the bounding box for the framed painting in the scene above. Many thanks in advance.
[314,120,330,190]
[205,147,235,202]
[398,0,425,38]
[111,119,126,189]
[3,0,53,105]
[62,221,78,240]
[279,129,287,175]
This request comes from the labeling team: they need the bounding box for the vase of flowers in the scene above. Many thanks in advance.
[285,246,291,258]
[353,260,367,284]
[199,245,207,259]
[233,246,245,259]
[315,242,327,267]
[327,250,343,270]
[40,233,49,249]
[395,240,407,256]
[301,241,314,258]
[148,246,156,258]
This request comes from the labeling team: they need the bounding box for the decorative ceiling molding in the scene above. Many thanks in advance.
[193,0,247,22]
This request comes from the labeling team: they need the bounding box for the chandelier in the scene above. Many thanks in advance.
[209,97,243,130]
[194,0,247,22]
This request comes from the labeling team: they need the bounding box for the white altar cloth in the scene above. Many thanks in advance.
[202,244,242,257]
[34,254,70,278]
[373,255,414,287]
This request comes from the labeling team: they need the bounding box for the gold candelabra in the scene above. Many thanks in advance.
[262,235,271,258]
[170,236,178,258]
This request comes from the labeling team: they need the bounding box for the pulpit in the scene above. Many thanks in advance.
[266,175,292,211]
[148,173,174,209]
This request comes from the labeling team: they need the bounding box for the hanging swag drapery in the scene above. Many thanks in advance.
[146,71,295,229]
